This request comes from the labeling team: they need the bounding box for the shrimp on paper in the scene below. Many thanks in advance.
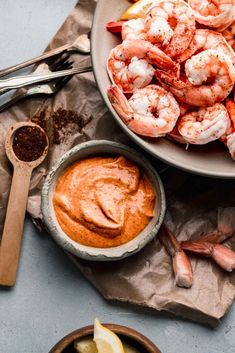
[107,85,180,138]
[107,39,179,93]
[181,240,235,272]
[159,225,193,288]
[156,49,235,106]
[177,29,235,64]
[188,0,235,31]
[144,0,196,57]
[178,103,231,144]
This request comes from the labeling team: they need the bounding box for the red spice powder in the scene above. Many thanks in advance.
[13,126,47,162]
[31,108,91,144]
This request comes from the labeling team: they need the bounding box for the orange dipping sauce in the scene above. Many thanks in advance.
[53,156,156,248]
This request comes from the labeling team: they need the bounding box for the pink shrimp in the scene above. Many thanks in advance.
[107,85,180,138]
[107,39,179,93]
[156,49,235,106]
[188,0,235,31]
[145,0,196,57]
[167,124,187,144]
[159,225,193,288]
[122,18,147,40]
[176,29,235,64]
[221,20,235,51]
[221,98,235,160]
[178,103,231,145]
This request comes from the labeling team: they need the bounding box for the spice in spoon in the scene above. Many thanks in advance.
[12,126,47,162]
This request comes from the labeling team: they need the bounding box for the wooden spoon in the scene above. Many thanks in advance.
[0,122,48,286]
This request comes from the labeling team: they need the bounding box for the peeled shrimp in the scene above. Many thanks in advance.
[107,85,180,138]
[167,125,187,144]
[145,0,195,57]
[122,18,147,40]
[178,103,231,144]
[222,21,235,50]
[107,39,179,93]
[188,0,235,31]
[177,29,235,64]
[222,99,235,159]
[156,49,235,106]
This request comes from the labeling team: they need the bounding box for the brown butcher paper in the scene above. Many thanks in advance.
[0,0,234,326]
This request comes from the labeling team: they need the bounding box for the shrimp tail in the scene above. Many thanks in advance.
[159,225,193,288]
[107,85,133,124]
[224,99,235,159]
[106,21,123,34]
[181,241,235,272]
[197,229,234,244]
[226,98,235,129]
[173,251,194,289]
[148,48,180,77]
[155,69,186,91]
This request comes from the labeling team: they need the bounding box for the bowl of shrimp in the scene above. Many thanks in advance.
[91,0,235,178]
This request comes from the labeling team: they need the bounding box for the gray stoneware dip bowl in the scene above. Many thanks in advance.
[41,140,166,261]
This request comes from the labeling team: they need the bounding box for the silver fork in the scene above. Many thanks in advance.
[0,55,74,112]
[0,33,90,78]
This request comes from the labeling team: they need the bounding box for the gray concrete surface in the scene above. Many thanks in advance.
[0,1,234,353]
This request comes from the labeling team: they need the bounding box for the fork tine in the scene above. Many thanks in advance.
[54,74,73,90]
[53,60,73,72]
[48,54,72,71]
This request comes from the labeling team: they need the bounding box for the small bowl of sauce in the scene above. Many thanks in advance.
[42,140,166,261]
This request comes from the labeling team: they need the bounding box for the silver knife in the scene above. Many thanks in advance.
[0,66,93,93]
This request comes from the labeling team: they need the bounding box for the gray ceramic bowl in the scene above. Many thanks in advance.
[41,140,166,261]
[91,0,235,178]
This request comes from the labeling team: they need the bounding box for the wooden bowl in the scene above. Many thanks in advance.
[91,0,235,178]
[49,324,161,353]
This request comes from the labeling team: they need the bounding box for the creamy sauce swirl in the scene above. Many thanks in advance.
[53,156,156,248]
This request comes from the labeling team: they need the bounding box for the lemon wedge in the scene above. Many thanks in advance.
[74,338,97,353]
[93,318,125,353]
[120,0,160,20]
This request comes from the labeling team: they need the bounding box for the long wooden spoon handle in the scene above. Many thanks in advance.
[0,166,32,286]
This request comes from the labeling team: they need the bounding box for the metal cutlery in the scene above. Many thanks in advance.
[0,55,74,112]
[0,65,93,93]
[0,33,90,78]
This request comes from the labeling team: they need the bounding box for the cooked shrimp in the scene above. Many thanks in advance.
[122,18,147,40]
[107,39,179,93]
[177,29,235,64]
[167,124,187,144]
[159,225,193,288]
[167,103,191,143]
[181,241,235,272]
[178,103,231,144]
[222,21,235,50]
[156,49,235,106]
[144,0,195,57]
[188,0,235,31]
[222,98,235,159]
[107,85,180,138]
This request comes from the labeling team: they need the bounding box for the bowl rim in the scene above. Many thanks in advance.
[41,140,166,261]
[48,323,162,353]
[91,0,235,179]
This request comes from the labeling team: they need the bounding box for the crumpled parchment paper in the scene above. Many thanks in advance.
[0,0,234,326]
